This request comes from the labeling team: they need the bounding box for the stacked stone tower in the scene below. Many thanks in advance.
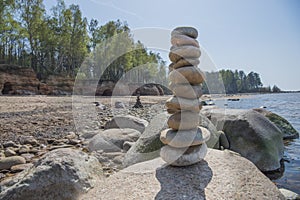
[160,27,211,166]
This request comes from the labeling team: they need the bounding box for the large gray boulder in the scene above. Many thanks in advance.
[123,113,168,167]
[0,148,102,200]
[204,108,284,171]
[81,149,284,200]
[88,128,141,152]
[254,108,299,139]
[198,113,221,148]
[123,112,221,167]
[88,134,121,153]
[104,115,149,133]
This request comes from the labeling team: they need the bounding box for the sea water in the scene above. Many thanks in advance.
[224,93,300,193]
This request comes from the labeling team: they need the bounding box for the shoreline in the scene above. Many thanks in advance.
[0,95,299,196]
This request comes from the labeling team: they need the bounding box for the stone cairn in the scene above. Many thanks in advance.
[160,27,211,166]
[133,91,143,108]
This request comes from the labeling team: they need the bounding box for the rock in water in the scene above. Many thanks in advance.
[279,188,300,200]
[0,148,102,200]
[203,108,284,171]
[254,108,299,139]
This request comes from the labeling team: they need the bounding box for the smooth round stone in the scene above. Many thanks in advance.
[11,163,33,172]
[0,156,26,170]
[167,111,200,130]
[22,136,38,146]
[20,153,35,162]
[160,143,207,166]
[169,66,205,85]
[3,141,19,148]
[160,127,211,148]
[171,34,199,47]
[170,46,201,60]
[4,148,17,157]
[170,84,203,99]
[171,27,198,39]
[168,63,175,72]
[169,51,182,63]
[166,109,179,114]
[165,96,202,112]
[171,58,200,69]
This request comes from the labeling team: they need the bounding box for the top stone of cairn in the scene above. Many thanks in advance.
[171,27,198,39]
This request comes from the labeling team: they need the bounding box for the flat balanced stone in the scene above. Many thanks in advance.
[167,111,200,130]
[170,58,200,70]
[169,51,182,63]
[171,27,198,39]
[171,34,199,47]
[160,127,211,148]
[170,46,201,60]
[160,143,207,166]
[166,96,202,113]
[170,84,203,99]
[169,66,205,85]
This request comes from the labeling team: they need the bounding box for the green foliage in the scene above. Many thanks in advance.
[203,69,267,94]
[0,0,167,83]
[272,85,281,93]
[81,21,167,83]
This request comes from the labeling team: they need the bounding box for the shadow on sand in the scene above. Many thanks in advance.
[155,160,212,200]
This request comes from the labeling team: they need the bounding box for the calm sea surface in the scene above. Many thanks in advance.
[223,93,300,193]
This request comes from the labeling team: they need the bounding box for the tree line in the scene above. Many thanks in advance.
[1,0,280,92]
[202,69,281,94]
[0,0,167,84]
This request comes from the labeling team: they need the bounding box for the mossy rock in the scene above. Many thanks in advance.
[254,108,299,139]
[266,113,299,139]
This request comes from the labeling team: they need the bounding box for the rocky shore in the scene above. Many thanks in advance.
[0,95,299,199]
[0,96,168,178]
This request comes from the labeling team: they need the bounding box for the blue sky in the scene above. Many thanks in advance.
[44,0,300,91]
